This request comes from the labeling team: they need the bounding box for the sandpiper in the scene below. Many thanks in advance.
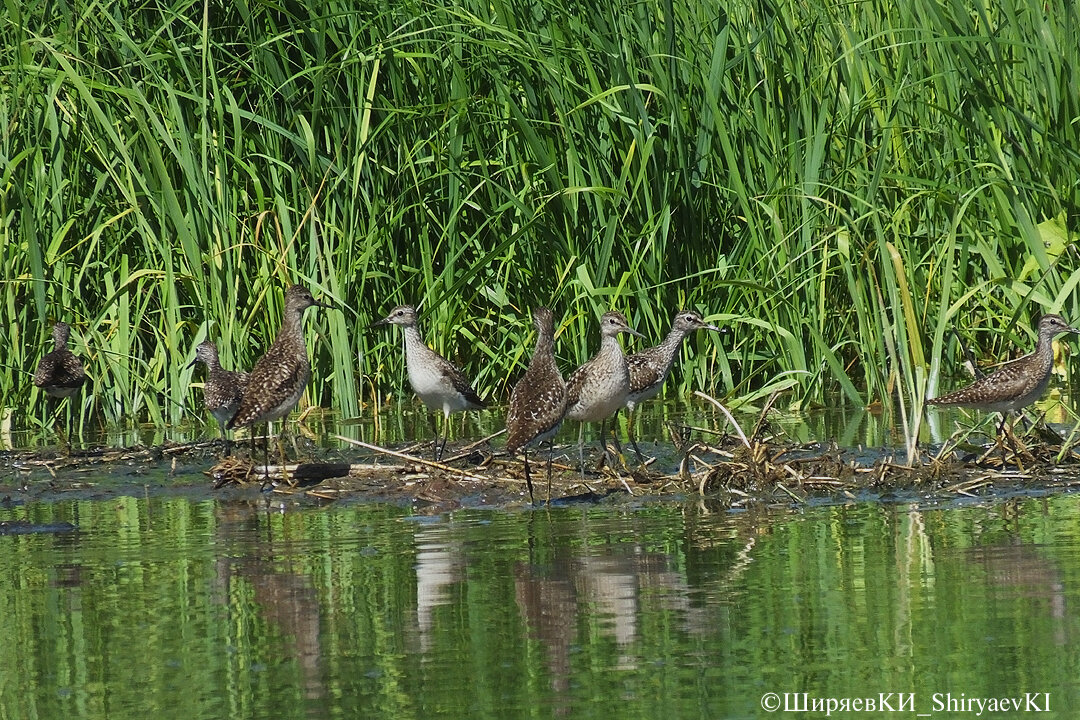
[505,307,567,503]
[375,304,486,460]
[623,310,719,462]
[228,285,331,476]
[34,321,86,398]
[927,313,1079,441]
[189,340,249,455]
[565,310,642,473]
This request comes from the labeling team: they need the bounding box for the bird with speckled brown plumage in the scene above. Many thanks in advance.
[189,340,249,455]
[623,310,719,463]
[374,304,486,461]
[34,322,86,399]
[505,307,566,503]
[564,310,642,474]
[928,313,1079,447]
[228,285,331,479]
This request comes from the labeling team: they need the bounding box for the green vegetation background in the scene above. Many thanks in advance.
[2,0,1079,431]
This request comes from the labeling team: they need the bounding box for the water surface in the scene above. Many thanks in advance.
[4,492,1080,718]
[8,390,1075,465]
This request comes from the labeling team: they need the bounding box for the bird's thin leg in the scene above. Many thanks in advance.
[577,423,586,480]
[441,411,451,461]
[996,413,1011,467]
[627,408,646,465]
[50,400,72,452]
[595,418,609,470]
[522,447,535,505]
[1015,411,1034,433]
[609,414,626,470]
[219,420,233,457]
[429,413,442,461]
[545,440,555,505]
[279,433,293,485]
[1002,414,1033,464]
[610,413,624,456]
[259,422,273,489]
[975,414,1006,467]
[275,420,299,486]
[62,401,74,452]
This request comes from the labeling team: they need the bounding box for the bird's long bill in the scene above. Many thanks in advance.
[627,327,645,339]
[370,316,391,328]
[186,357,198,369]
[1066,322,1080,335]
[314,298,339,311]
[703,323,721,332]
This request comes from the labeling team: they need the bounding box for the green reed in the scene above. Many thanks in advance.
[1,0,1078,434]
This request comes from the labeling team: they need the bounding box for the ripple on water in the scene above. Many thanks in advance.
[5,486,1080,717]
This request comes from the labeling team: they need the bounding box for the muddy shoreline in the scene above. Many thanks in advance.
[5,428,1080,518]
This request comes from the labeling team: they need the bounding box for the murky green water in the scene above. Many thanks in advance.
[4,491,1080,718]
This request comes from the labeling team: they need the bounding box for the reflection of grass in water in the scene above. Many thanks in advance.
[7,480,1080,718]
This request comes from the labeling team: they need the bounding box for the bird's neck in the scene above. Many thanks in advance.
[529,332,555,369]
[277,309,307,343]
[1035,330,1055,358]
[657,326,689,358]
[598,332,624,360]
[402,324,429,357]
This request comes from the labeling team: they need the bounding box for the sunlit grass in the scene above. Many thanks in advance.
[1,0,1078,436]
